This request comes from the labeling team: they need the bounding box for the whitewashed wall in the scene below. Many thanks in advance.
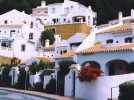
[77,51,134,76]
[64,65,134,100]
[29,74,41,87]
[9,68,19,86]
[43,75,52,89]
[75,73,134,100]
[96,30,133,44]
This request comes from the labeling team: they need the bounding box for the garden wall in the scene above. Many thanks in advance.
[75,73,134,100]
[43,75,51,89]
[29,74,41,87]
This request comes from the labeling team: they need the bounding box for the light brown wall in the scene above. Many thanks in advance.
[45,23,90,39]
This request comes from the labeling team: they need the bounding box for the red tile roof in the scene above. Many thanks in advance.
[55,50,75,59]
[97,24,133,34]
[77,43,134,54]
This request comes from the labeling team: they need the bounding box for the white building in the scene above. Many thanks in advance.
[53,10,134,100]
[31,0,96,27]
[0,9,44,62]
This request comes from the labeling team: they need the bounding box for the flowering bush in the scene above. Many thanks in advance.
[78,65,103,82]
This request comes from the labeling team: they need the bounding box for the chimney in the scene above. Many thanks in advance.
[45,39,49,48]
[54,34,61,44]
[118,11,123,24]
[131,9,134,18]
[88,6,92,11]
[41,1,46,7]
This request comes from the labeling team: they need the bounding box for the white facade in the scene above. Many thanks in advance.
[31,0,96,28]
[0,9,43,62]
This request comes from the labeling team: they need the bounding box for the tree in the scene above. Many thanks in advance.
[16,67,27,89]
[58,60,75,75]
[2,65,11,87]
[29,62,38,75]
[40,28,55,46]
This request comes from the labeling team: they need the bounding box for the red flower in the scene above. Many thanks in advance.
[78,65,103,82]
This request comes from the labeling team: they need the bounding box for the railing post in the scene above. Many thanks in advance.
[111,88,112,100]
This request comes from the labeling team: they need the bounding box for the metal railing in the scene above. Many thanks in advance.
[110,80,134,100]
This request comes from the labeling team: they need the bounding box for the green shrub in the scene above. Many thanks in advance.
[58,60,75,75]
[33,82,44,92]
[119,82,134,100]
[45,78,56,94]
[2,66,11,87]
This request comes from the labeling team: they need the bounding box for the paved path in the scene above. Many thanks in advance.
[0,87,81,100]
[0,90,48,100]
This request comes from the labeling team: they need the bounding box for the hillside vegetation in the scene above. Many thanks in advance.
[0,0,133,24]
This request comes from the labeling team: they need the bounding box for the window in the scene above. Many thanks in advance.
[10,30,15,37]
[60,51,62,55]
[71,6,73,9]
[29,33,33,39]
[30,22,33,28]
[64,19,66,22]
[52,8,55,13]
[64,7,69,14]
[63,50,67,53]
[52,19,56,24]
[21,44,26,51]
[106,39,113,44]
[52,28,56,34]
[1,42,7,47]
[4,20,7,24]
[125,37,133,43]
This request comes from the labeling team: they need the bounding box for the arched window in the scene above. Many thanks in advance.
[125,37,133,43]
[60,51,62,55]
[106,39,113,44]
[51,28,56,34]
[63,50,67,53]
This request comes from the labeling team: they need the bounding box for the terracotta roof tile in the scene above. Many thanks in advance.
[0,24,22,28]
[32,7,48,11]
[97,24,133,34]
[38,45,55,51]
[36,57,55,63]
[77,43,134,54]
[55,50,75,59]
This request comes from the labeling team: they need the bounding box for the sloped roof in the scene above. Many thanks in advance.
[77,43,134,54]
[55,50,74,59]
[31,13,48,16]
[97,24,133,34]
[36,57,55,63]
[38,45,55,51]
[0,24,22,28]
[32,7,48,11]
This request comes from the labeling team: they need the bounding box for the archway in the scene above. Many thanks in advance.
[127,62,134,73]
[73,16,86,22]
[51,28,56,34]
[106,59,128,76]
[81,61,101,69]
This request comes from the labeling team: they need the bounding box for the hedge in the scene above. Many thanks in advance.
[119,82,134,100]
